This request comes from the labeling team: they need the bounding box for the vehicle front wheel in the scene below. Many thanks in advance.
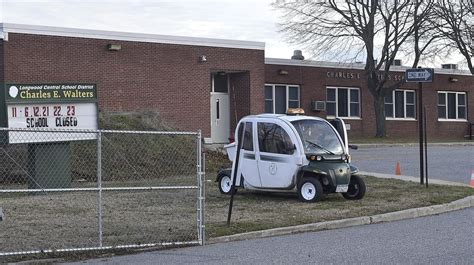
[342,175,366,200]
[297,177,324,202]
[218,172,234,195]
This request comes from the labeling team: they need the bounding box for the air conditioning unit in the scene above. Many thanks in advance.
[311,101,326,111]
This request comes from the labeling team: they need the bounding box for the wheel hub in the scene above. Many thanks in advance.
[301,182,316,200]
[221,176,232,193]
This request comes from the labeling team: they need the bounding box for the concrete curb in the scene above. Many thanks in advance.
[208,195,474,245]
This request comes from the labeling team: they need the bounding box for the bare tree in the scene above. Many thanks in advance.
[432,0,473,74]
[274,0,437,137]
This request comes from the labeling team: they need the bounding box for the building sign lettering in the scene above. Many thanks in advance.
[326,71,404,81]
[6,84,97,102]
[327,71,360,79]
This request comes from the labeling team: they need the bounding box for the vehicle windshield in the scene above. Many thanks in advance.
[291,119,344,155]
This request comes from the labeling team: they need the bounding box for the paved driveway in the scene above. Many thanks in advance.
[350,144,474,184]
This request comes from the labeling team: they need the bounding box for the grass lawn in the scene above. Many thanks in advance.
[203,150,473,237]
[205,175,473,238]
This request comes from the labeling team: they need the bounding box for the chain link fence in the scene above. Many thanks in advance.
[0,128,205,256]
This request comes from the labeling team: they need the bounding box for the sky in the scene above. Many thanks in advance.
[0,0,467,69]
[0,0,297,59]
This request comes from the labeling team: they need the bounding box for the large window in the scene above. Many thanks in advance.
[326,87,360,118]
[438,91,467,120]
[265,84,300,114]
[258,122,294,155]
[385,90,416,119]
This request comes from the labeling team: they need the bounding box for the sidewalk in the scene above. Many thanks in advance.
[352,142,474,148]
[359,171,471,187]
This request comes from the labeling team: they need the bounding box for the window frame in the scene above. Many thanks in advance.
[437,91,468,122]
[326,86,361,119]
[264,84,300,114]
[385,89,417,121]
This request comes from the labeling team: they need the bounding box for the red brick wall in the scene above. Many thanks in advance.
[265,64,473,140]
[2,33,265,137]
[3,32,472,140]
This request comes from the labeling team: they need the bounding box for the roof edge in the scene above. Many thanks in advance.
[0,23,265,50]
[265,58,473,76]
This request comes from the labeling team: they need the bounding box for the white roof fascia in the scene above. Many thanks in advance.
[265,58,473,76]
[0,23,265,50]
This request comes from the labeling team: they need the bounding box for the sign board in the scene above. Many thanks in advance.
[405,68,434,83]
[3,84,98,143]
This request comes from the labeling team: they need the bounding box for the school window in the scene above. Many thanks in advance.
[326,87,360,118]
[438,91,467,120]
[384,90,416,119]
[264,84,300,114]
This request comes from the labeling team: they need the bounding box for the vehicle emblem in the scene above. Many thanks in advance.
[269,163,277,175]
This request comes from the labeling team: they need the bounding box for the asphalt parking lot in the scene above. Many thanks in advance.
[350,144,474,184]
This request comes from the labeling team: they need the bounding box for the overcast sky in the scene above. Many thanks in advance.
[0,0,298,59]
[0,0,467,68]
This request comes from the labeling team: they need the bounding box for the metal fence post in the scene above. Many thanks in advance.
[196,130,205,245]
[97,130,103,247]
[202,151,206,245]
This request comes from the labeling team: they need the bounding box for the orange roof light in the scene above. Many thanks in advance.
[287,108,305,115]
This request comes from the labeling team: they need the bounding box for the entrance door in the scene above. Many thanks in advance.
[210,73,230,143]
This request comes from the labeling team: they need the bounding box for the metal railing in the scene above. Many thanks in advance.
[0,127,205,256]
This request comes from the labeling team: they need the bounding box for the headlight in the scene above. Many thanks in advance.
[307,155,324,161]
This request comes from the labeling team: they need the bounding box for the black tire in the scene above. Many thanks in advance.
[297,177,324,202]
[217,171,234,195]
[342,175,366,200]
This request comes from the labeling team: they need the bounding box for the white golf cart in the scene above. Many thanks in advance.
[217,109,365,202]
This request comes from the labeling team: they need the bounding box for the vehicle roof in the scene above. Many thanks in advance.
[242,114,327,123]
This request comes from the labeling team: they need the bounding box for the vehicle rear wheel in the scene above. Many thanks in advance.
[218,172,234,195]
[342,175,366,200]
[298,177,323,202]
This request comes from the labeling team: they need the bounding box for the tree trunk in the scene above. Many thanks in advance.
[373,95,386,137]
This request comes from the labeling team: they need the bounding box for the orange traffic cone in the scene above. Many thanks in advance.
[395,162,402,175]
[470,170,474,188]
